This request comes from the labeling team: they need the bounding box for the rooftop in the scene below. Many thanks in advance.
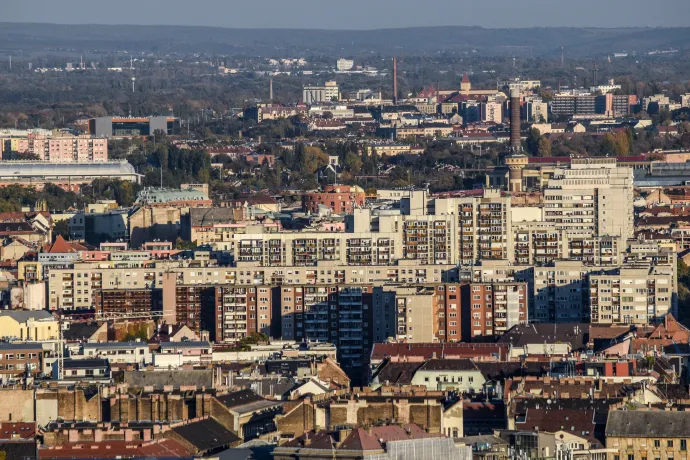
[0,161,137,177]
[171,418,241,453]
[606,410,690,438]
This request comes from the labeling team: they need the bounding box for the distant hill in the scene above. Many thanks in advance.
[0,22,687,57]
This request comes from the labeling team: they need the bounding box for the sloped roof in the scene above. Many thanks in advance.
[374,361,424,385]
[189,207,238,227]
[171,418,240,452]
[339,428,383,451]
[43,235,86,254]
[606,410,690,438]
[419,358,478,372]
[0,310,54,323]
[216,389,263,409]
[124,369,213,389]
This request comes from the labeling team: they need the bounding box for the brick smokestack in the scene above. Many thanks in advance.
[393,58,398,105]
[510,87,521,153]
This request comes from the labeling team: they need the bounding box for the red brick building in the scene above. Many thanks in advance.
[302,185,365,215]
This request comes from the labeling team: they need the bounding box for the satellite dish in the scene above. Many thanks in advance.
[547,399,552,404]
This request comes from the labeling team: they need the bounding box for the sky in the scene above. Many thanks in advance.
[4,0,690,29]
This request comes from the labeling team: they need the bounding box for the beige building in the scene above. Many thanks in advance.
[46,259,458,311]
[589,265,675,324]
[605,411,690,460]
[0,310,59,341]
[473,253,676,324]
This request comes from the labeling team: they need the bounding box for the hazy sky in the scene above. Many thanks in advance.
[4,0,690,29]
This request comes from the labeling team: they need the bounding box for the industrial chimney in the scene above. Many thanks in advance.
[509,87,521,153]
[393,58,398,105]
[505,86,527,193]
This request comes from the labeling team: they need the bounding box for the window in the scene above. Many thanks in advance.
[668,441,675,448]
[681,439,687,451]
[628,456,634,460]
[654,440,661,448]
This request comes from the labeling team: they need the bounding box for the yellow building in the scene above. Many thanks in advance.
[606,411,690,460]
[0,310,58,341]
[17,261,42,282]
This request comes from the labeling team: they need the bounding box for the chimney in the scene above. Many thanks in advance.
[393,58,398,105]
[509,87,521,153]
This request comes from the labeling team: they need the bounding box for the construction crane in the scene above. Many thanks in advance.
[54,310,174,380]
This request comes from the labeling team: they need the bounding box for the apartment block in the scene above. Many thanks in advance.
[433,189,513,266]
[473,258,676,325]
[47,260,458,310]
[94,289,161,316]
[544,158,634,239]
[373,284,464,343]
[589,265,675,324]
[567,235,622,266]
[278,285,372,372]
[0,133,108,162]
[462,282,528,339]
[513,222,567,265]
[205,285,272,343]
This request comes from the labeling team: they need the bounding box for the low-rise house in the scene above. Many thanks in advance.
[81,341,152,365]
[0,310,58,341]
[62,323,108,343]
[154,341,212,368]
[409,359,486,393]
[56,358,111,382]
[0,343,44,381]
[211,389,283,441]
[605,410,690,459]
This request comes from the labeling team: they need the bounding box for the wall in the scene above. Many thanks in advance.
[0,389,35,421]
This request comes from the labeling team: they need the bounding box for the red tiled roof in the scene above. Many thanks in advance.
[339,428,383,451]
[38,439,192,459]
[42,235,87,254]
[0,422,35,440]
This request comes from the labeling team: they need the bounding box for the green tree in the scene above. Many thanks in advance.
[344,152,363,174]
[53,220,70,241]
[525,128,541,156]
[537,136,552,157]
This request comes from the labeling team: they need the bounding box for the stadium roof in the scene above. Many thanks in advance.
[0,161,137,178]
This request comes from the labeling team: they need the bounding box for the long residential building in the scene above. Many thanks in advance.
[0,132,108,162]
[472,254,676,324]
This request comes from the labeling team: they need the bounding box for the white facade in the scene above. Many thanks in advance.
[81,342,152,365]
[336,59,354,71]
[544,158,634,240]
[303,81,340,104]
